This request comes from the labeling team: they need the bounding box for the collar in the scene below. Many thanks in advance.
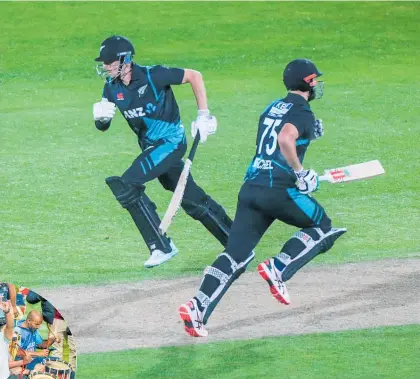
[16,320,34,333]
[284,92,310,108]
[121,64,146,88]
[130,64,143,81]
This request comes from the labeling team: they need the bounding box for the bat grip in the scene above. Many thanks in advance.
[318,174,330,182]
[188,132,200,161]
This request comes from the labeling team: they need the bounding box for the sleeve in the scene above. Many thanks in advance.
[35,331,44,346]
[149,65,185,89]
[287,111,314,138]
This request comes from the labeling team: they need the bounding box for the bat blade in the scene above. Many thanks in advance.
[159,159,192,235]
[319,160,385,183]
[159,133,200,235]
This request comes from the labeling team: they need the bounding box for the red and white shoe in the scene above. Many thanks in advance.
[178,298,208,337]
[258,259,291,305]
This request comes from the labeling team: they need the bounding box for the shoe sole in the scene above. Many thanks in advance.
[178,304,208,337]
[144,250,179,268]
[257,263,290,305]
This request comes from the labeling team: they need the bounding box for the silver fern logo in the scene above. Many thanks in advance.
[138,84,148,97]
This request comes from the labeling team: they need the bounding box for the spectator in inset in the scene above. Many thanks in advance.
[14,310,57,371]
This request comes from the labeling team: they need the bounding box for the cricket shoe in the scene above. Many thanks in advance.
[178,298,208,337]
[144,240,179,268]
[257,258,291,305]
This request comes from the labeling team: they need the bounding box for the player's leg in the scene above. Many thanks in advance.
[106,139,187,268]
[179,184,273,336]
[258,187,346,304]
[158,161,232,246]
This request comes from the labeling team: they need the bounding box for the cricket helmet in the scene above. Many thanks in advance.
[95,35,135,82]
[283,59,324,100]
[94,35,135,64]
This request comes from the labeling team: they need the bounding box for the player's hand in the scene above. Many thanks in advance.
[13,306,19,318]
[191,109,217,143]
[0,300,11,314]
[295,168,319,194]
[39,349,49,357]
[93,98,116,123]
[313,119,324,139]
[22,355,33,365]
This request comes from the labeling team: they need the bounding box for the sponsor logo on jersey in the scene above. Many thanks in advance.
[124,107,146,119]
[268,102,293,118]
[138,84,148,97]
[146,103,156,114]
[253,157,273,170]
[116,93,124,101]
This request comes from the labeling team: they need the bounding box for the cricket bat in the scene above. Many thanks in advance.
[319,160,385,183]
[159,133,201,235]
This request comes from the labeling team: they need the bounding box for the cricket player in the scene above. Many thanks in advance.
[179,59,347,337]
[93,36,232,268]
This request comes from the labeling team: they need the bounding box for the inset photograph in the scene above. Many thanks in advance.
[0,283,77,379]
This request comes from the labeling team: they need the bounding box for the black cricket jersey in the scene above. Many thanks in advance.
[245,93,317,188]
[99,64,186,146]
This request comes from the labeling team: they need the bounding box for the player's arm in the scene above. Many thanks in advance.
[278,122,318,194]
[182,69,208,110]
[37,337,55,349]
[150,65,217,142]
[182,69,217,143]
[7,284,18,317]
[278,123,302,171]
[0,300,14,340]
[9,355,33,369]
[28,348,49,357]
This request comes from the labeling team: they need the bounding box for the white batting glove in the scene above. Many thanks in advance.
[93,98,116,123]
[313,119,324,140]
[295,168,319,194]
[191,109,217,143]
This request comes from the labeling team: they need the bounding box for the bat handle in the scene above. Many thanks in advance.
[318,174,331,182]
[188,132,200,161]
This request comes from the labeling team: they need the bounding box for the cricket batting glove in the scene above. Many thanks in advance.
[93,98,116,123]
[313,119,324,140]
[295,168,319,194]
[191,109,217,143]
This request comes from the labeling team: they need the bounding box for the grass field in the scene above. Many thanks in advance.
[1,2,419,288]
[1,2,419,379]
[78,325,420,379]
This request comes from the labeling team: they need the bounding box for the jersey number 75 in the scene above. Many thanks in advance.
[258,117,281,156]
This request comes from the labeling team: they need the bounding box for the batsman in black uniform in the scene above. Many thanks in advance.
[179,59,347,337]
[93,36,232,268]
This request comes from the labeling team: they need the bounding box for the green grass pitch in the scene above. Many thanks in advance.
[77,325,420,379]
[1,2,419,288]
[1,2,419,379]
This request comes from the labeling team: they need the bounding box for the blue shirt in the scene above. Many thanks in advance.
[14,320,43,352]
[101,64,186,146]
